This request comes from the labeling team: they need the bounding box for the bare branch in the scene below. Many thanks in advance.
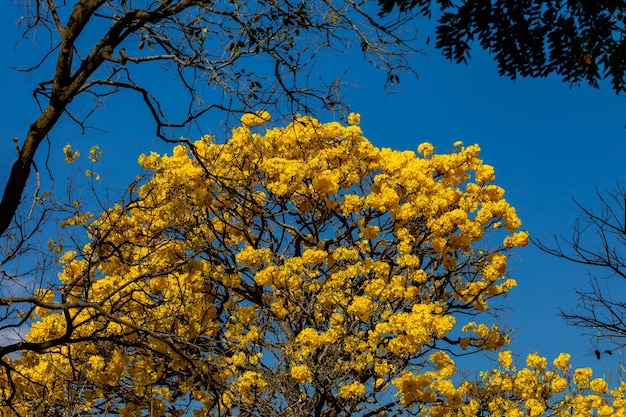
[0,0,419,239]
[536,183,626,348]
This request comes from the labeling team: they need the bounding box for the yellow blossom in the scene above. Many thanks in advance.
[590,378,608,393]
[504,231,530,248]
[553,353,570,371]
[574,368,593,386]
[348,112,361,125]
[339,381,365,399]
[240,110,270,127]
[290,364,312,384]
[63,143,80,163]
[417,142,435,156]
[499,350,513,370]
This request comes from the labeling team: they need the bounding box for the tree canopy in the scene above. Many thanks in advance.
[1,115,624,416]
[379,0,626,93]
[1,2,625,415]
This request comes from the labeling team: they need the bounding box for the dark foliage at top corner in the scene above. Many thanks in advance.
[379,0,626,94]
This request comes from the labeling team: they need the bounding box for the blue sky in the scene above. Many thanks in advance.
[1,2,625,380]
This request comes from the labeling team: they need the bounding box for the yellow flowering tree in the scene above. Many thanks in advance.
[1,114,622,416]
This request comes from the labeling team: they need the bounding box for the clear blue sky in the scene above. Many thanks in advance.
[1,3,625,379]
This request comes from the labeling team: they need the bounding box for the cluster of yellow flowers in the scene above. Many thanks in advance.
[4,113,621,416]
